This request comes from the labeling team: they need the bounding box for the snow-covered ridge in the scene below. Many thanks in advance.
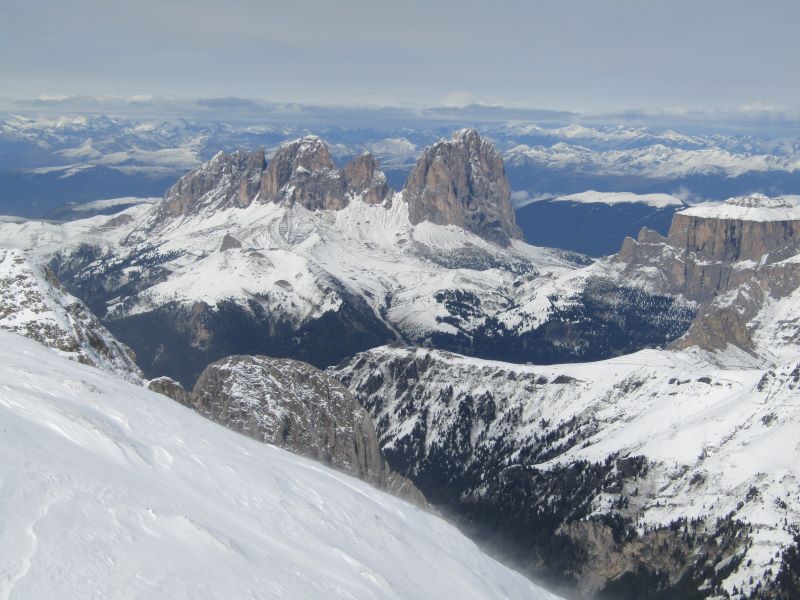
[0,331,559,600]
[0,248,142,381]
[504,142,800,178]
[334,342,800,597]
[553,190,685,208]
[678,193,800,222]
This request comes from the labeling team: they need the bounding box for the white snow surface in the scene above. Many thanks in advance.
[0,331,559,600]
[553,190,685,208]
[0,193,579,339]
[0,248,142,381]
[504,142,800,178]
[678,193,800,222]
[60,196,159,213]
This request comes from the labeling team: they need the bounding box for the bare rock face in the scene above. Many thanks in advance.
[219,234,242,251]
[187,355,426,506]
[148,376,192,406]
[403,129,521,246]
[668,195,800,264]
[611,194,800,353]
[343,153,389,205]
[158,149,266,220]
[260,136,347,210]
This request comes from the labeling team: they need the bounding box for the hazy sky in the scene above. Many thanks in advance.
[1,0,797,112]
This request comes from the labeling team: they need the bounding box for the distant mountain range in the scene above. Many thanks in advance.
[3,110,800,219]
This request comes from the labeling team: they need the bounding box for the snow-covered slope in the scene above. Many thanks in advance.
[0,330,559,600]
[7,132,692,387]
[0,247,142,381]
[0,187,694,388]
[333,343,800,598]
[678,193,800,222]
[553,190,685,208]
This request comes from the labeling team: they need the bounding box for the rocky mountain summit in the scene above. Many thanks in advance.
[156,148,267,220]
[150,355,425,506]
[0,247,142,381]
[260,135,350,210]
[405,128,521,246]
[153,135,390,225]
[150,129,514,244]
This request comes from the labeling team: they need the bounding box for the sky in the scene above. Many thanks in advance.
[1,0,798,113]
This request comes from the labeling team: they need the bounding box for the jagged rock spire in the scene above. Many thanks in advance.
[403,128,521,246]
[260,135,348,210]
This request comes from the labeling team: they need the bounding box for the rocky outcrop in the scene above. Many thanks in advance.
[668,194,800,264]
[171,354,425,506]
[158,149,266,220]
[610,195,800,353]
[343,152,390,205]
[219,233,242,251]
[260,136,348,210]
[151,130,524,246]
[0,248,143,381]
[152,137,394,222]
[404,129,521,246]
[148,375,192,406]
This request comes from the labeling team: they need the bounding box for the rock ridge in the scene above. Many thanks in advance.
[149,354,426,507]
[150,129,520,245]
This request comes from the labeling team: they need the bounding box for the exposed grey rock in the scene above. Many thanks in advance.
[186,354,426,507]
[343,152,389,205]
[260,136,347,210]
[404,129,521,246]
[148,376,192,406]
[149,131,525,248]
[220,234,242,251]
[156,149,266,221]
[611,195,800,353]
[669,208,800,264]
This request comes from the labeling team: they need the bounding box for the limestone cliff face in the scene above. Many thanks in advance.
[612,195,800,352]
[342,153,389,205]
[177,355,426,506]
[260,136,348,210]
[403,129,521,246]
[668,213,800,264]
[152,130,523,247]
[152,138,394,222]
[148,375,192,406]
[159,149,266,219]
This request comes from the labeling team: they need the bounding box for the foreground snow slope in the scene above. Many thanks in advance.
[0,331,558,600]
